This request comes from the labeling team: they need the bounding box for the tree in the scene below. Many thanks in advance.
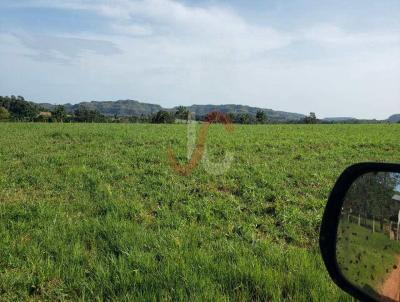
[236,113,256,124]
[53,105,67,122]
[256,110,266,124]
[304,112,317,124]
[0,95,39,120]
[74,106,106,122]
[152,110,175,124]
[227,113,235,123]
[175,106,189,121]
[239,113,250,124]
[343,172,399,232]
[0,107,10,120]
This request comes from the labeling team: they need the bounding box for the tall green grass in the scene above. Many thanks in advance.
[0,123,399,301]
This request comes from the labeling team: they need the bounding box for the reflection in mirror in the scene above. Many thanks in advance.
[337,172,400,302]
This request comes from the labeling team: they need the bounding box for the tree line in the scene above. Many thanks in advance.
[0,95,395,124]
[342,172,400,234]
[0,96,277,124]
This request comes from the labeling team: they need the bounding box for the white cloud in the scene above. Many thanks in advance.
[111,24,153,36]
[9,0,294,57]
[304,24,400,46]
[11,33,121,64]
[1,0,400,119]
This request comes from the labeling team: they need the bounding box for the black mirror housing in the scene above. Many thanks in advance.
[320,162,400,302]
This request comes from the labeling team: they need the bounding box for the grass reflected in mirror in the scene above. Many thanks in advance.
[337,220,400,299]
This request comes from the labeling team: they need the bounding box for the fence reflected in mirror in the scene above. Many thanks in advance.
[336,172,400,301]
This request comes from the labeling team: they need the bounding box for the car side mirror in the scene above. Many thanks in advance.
[320,163,400,302]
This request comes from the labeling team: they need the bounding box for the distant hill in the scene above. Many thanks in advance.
[322,117,357,122]
[39,100,163,116]
[182,104,304,121]
[39,100,305,121]
[388,114,400,123]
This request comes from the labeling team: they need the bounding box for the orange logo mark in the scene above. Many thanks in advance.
[168,111,234,176]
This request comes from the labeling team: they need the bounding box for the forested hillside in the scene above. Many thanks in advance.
[388,114,400,123]
[39,100,305,122]
[1,96,397,124]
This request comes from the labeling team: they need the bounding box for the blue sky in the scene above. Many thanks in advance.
[0,0,399,118]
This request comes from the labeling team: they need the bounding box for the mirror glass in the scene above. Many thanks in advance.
[337,172,400,301]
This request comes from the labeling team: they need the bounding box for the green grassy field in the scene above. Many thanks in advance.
[0,123,399,301]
